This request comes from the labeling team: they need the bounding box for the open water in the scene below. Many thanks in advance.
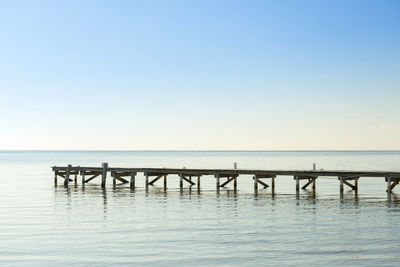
[0,151,400,266]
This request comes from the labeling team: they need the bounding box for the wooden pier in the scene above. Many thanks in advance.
[52,163,400,197]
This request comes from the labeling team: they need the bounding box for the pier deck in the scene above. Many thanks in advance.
[52,163,400,197]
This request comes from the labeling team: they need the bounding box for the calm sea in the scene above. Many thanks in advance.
[1,151,400,266]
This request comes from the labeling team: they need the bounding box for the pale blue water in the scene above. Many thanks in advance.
[1,151,400,266]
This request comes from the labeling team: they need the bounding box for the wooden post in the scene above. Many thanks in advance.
[312,178,316,192]
[113,172,117,187]
[64,164,71,186]
[74,174,77,185]
[180,173,183,191]
[216,174,220,192]
[145,172,149,189]
[233,176,237,192]
[54,171,58,186]
[254,175,258,192]
[387,176,391,193]
[197,176,200,189]
[130,173,135,189]
[271,177,275,193]
[339,176,344,195]
[81,172,85,187]
[354,178,358,191]
[295,175,299,193]
[101,163,108,188]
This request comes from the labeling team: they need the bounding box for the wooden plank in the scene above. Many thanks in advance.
[57,174,73,182]
[343,180,356,190]
[220,176,236,187]
[115,176,129,184]
[257,179,269,189]
[53,166,400,178]
[84,174,100,183]
[148,175,163,185]
[390,180,400,191]
[301,178,317,190]
[182,176,195,186]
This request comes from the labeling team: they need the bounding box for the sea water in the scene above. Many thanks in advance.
[0,151,400,266]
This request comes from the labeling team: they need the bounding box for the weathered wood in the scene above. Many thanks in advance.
[301,177,317,190]
[81,172,85,187]
[163,175,167,189]
[179,173,183,190]
[57,174,73,182]
[101,163,108,188]
[148,175,163,185]
[257,179,269,189]
[182,176,195,186]
[115,176,129,184]
[64,164,71,186]
[53,166,400,178]
[53,165,400,195]
[343,180,356,190]
[339,176,344,194]
[220,176,236,187]
[216,174,220,192]
[112,172,117,186]
[387,176,391,193]
[271,177,275,193]
[130,173,136,189]
[85,174,100,183]
[254,176,258,191]
[145,172,149,189]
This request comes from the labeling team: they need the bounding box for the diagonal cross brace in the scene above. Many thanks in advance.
[301,177,317,190]
[220,176,237,187]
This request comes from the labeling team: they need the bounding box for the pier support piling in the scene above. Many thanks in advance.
[216,174,220,193]
[101,163,108,188]
[130,173,136,189]
[64,164,72,186]
[81,171,85,187]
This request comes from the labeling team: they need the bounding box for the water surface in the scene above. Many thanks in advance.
[1,151,400,266]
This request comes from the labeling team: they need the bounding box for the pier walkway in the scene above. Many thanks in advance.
[52,163,400,197]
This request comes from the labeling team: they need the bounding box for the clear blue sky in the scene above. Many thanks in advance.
[0,0,399,150]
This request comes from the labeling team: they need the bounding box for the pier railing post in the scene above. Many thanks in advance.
[101,163,108,188]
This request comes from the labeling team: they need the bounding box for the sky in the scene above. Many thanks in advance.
[0,0,399,150]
